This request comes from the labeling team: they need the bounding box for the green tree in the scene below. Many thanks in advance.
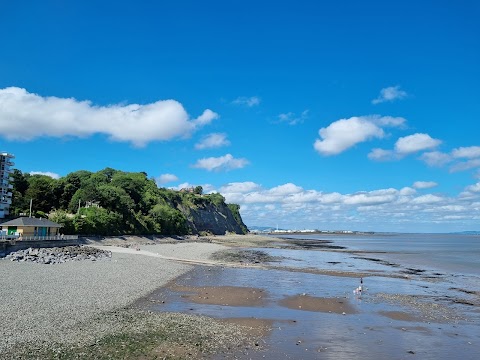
[25,175,57,213]
[149,204,188,235]
[111,172,148,207]
[50,210,76,234]
[74,207,123,235]
[96,185,135,215]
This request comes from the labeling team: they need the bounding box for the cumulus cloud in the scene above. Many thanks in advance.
[450,159,480,173]
[277,110,309,125]
[372,85,408,104]
[417,146,480,172]
[192,154,249,172]
[343,192,396,205]
[232,96,261,107]
[451,146,480,159]
[156,173,178,184]
[465,182,480,193]
[268,183,303,196]
[0,87,218,147]
[394,133,441,154]
[313,115,405,156]
[195,133,230,150]
[314,116,384,155]
[369,133,445,164]
[420,151,452,167]
[219,182,262,194]
[29,171,60,179]
[216,179,480,231]
[411,194,444,204]
[368,148,397,161]
[413,181,438,189]
[373,116,407,128]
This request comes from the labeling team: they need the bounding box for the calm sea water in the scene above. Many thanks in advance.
[277,233,480,276]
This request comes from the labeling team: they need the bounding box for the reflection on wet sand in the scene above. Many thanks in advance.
[170,284,268,307]
[279,294,358,314]
[379,310,421,322]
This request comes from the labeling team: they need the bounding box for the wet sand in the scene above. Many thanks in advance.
[133,234,480,359]
[137,263,480,359]
[279,294,358,314]
[171,284,268,307]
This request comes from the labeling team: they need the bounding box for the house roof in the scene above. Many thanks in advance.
[0,217,62,228]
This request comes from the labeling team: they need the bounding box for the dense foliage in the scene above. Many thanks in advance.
[9,168,246,236]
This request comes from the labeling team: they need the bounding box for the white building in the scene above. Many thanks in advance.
[0,152,15,218]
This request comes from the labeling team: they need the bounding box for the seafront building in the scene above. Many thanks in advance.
[0,216,62,237]
[0,152,15,219]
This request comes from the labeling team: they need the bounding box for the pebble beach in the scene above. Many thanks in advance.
[0,239,264,359]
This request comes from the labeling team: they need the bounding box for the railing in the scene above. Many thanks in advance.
[0,235,79,242]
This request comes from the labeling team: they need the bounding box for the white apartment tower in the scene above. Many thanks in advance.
[0,152,15,218]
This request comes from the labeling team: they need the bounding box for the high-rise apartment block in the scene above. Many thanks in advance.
[0,152,15,218]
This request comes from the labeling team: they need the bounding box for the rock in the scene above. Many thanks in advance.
[5,246,112,264]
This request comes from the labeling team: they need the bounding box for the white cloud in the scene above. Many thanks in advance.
[399,187,416,196]
[192,154,249,172]
[368,148,397,161]
[0,87,218,147]
[156,173,178,184]
[372,85,408,104]
[451,146,480,159]
[411,194,444,204]
[217,179,480,232]
[232,96,261,107]
[450,159,480,173]
[417,147,480,172]
[372,116,407,128]
[394,133,441,154]
[29,171,60,179]
[314,116,386,156]
[420,151,452,167]
[413,181,438,189]
[343,192,396,205]
[465,182,480,193]
[268,183,303,196]
[195,133,230,150]
[193,109,219,126]
[219,182,262,194]
[277,110,309,125]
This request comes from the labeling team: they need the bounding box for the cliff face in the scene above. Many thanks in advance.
[178,201,248,235]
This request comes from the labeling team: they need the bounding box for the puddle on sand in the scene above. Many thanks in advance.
[279,295,358,314]
[171,284,267,307]
[137,265,480,360]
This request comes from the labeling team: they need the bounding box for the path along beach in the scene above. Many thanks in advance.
[0,234,479,359]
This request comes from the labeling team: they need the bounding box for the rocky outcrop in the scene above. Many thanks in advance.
[180,201,248,235]
[5,246,111,264]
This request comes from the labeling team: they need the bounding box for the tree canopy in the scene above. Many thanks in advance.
[9,168,247,236]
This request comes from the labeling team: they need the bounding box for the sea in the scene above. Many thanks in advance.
[274,232,480,282]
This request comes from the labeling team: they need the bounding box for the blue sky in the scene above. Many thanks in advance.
[1,0,479,232]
